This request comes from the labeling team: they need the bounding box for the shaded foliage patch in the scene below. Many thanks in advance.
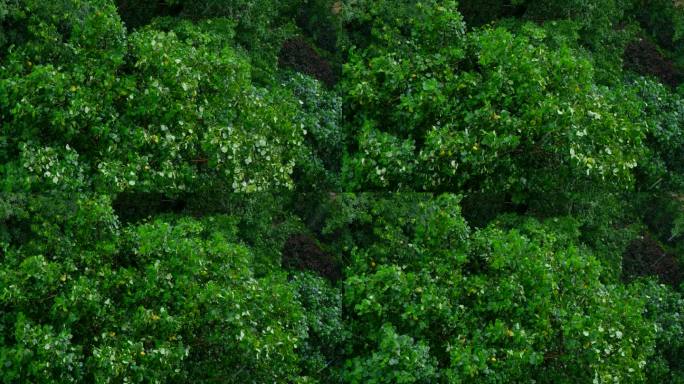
[282,234,341,281]
[278,37,338,86]
[624,38,681,87]
[623,234,682,286]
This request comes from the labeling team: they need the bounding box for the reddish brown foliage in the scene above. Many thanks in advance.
[623,235,682,286]
[282,234,342,281]
[624,38,681,87]
[278,37,337,87]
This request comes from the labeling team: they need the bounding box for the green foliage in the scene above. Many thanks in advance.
[634,78,684,180]
[342,20,645,212]
[164,0,300,81]
[319,193,469,270]
[1,312,85,383]
[457,0,520,27]
[519,0,632,57]
[461,0,635,82]
[628,78,684,245]
[639,280,684,383]
[181,192,307,275]
[290,272,348,381]
[339,197,656,382]
[0,3,305,195]
[631,0,684,52]
[339,0,466,52]
[2,1,683,382]
[164,0,297,36]
[1,217,308,383]
[285,72,345,191]
[342,324,438,384]
[292,0,345,55]
[115,0,301,77]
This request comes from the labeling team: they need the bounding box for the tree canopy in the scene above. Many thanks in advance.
[1,0,683,383]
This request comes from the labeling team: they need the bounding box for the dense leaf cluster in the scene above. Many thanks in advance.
[1,0,683,383]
